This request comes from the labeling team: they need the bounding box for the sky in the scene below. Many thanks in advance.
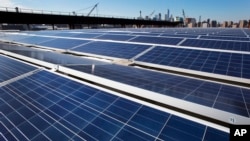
[1,0,249,23]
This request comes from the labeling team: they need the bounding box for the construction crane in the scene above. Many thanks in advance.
[149,10,155,19]
[182,9,186,26]
[199,16,201,27]
[87,3,99,16]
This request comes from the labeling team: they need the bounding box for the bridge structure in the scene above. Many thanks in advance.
[0,7,181,30]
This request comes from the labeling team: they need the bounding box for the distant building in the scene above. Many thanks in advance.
[159,13,162,21]
[211,20,217,27]
[207,19,210,27]
[188,23,195,28]
[222,21,228,28]
[153,15,158,21]
[170,15,174,22]
[165,9,170,21]
[232,23,238,28]
[202,22,208,28]
[175,16,183,22]
[249,20,250,28]
[239,20,247,28]
[185,18,196,26]
[228,21,233,27]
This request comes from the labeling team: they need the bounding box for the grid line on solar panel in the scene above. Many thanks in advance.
[135,46,250,79]
[36,38,91,50]
[200,35,250,41]
[70,41,151,59]
[66,64,250,117]
[0,70,229,141]
[96,34,136,41]
[180,39,250,52]
[14,36,55,45]
[0,55,37,83]
[129,36,183,45]
[0,43,109,66]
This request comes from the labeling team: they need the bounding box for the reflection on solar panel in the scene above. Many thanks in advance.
[0,55,37,83]
[200,35,250,41]
[161,34,198,38]
[72,33,102,39]
[71,41,151,59]
[0,70,228,140]
[0,43,108,65]
[67,64,250,117]
[0,34,28,42]
[15,36,54,45]
[135,46,250,79]
[130,36,183,45]
[96,34,135,41]
[181,39,250,51]
[2,28,250,141]
[37,38,90,50]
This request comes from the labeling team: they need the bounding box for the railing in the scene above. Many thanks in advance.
[0,6,135,19]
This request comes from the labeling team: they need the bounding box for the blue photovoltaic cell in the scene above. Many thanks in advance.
[71,41,151,59]
[67,64,250,117]
[181,39,250,52]
[200,35,250,41]
[0,55,37,83]
[0,70,229,141]
[96,34,135,41]
[129,36,183,45]
[136,46,250,79]
[72,33,102,39]
[161,34,198,38]
[0,43,109,66]
[37,38,90,49]
[15,36,54,45]
[0,34,29,42]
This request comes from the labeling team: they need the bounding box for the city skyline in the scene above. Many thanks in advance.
[0,0,250,23]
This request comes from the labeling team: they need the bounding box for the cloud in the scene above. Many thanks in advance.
[0,0,17,7]
[0,0,26,8]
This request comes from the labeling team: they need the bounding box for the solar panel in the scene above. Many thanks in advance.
[37,38,91,50]
[96,34,135,41]
[181,39,250,52]
[15,36,54,45]
[0,43,109,65]
[135,46,250,79]
[0,70,228,140]
[161,34,198,38]
[0,55,37,83]
[72,33,102,39]
[200,35,250,41]
[0,34,29,42]
[130,36,183,45]
[67,64,250,117]
[71,41,151,59]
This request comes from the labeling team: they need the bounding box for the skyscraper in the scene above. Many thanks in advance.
[239,20,247,28]
[211,20,217,27]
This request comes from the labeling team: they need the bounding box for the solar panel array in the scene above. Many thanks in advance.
[71,41,151,59]
[2,28,250,140]
[67,64,250,117]
[0,55,228,141]
[0,55,37,83]
[180,39,250,51]
[135,46,250,79]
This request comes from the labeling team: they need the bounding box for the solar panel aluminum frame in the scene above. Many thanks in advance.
[57,65,250,125]
[134,61,250,85]
[0,49,58,70]
[1,48,249,125]
[41,69,229,134]
[68,50,131,61]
